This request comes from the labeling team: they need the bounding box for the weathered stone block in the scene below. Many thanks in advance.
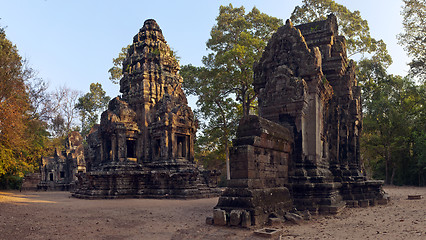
[268,217,284,227]
[346,200,359,208]
[284,212,303,225]
[213,209,227,226]
[205,216,214,225]
[359,200,369,207]
[229,210,242,226]
[241,210,251,228]
[254,228,282,238]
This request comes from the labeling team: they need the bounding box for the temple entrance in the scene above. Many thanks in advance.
[126,139,136,158]
[105,139,112,161]
[176,135,187,159]
[153,138,161,159]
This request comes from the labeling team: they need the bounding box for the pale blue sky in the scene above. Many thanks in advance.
[0,0,409,105]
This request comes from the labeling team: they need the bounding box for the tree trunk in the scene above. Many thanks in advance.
[225,142,230,180]
[385,158,389,185]
[385,146,390,185]
[242,100,249,117]
[390,164,396,185]
[242,89,251,117]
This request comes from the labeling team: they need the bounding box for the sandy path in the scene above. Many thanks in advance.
[0,186,424,240]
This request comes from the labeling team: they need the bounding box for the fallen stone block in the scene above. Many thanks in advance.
[359,200,369,207]
[205,216,214,225]
[254,228,282,238]
[230,210,242,226]
[284,212,303,225]
[268,217,284,227]
[213,209,227,226]
[301,210,311,220]
[407,195,422,200]
[241,210,251,228]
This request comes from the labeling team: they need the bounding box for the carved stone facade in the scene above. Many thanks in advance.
[213,15,388,227]
[73,19,220,199]
[38,131,85,190]
[215,116,294,225]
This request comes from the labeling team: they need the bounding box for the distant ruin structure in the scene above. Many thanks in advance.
[73,19,220,199]
[213,15,388,227]
[38,131,85,190]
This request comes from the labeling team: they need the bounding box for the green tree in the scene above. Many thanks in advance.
[201,4,283,116]
[398,0,426,82]
[181,5,282,179]
[181,64,240,180]
[290,0,392,67]
[412,129,426,186]
[108,45,131,84]
[410,82,426,185]
[360,59,426,185]
[75,83,110,137]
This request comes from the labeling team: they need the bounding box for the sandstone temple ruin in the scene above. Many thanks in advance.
[73,19,220,199]
[212,15,388,227]
[38,131,85,191]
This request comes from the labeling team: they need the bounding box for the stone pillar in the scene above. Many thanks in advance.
[112,134,117,162]
[164,130,169,160]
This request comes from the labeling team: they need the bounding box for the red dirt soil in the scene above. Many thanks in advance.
[0,186,425,240]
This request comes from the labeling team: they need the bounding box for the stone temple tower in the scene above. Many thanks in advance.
[73,19,220,199]
[212,15,388,227]
[101,19,196,167]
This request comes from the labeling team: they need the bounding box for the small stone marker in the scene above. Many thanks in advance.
[407,195,422,200]
[205,216,214,225]
[254,228,282,238]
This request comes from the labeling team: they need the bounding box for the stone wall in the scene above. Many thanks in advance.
[21,173,41,191]
[215,115,294,226]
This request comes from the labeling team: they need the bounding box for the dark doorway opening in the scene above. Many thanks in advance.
[127,139,136,158]
[106,139,112,160]
[153,139,161,158]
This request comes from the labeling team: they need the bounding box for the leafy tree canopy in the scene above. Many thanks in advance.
[201,4,283,116]
[181,5,282,179]
[398,0,426,82]
[108,45,131,84]
[361,59,425,185]
[75,82,110,137]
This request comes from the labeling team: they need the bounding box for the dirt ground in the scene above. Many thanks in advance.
[0,186,424,240]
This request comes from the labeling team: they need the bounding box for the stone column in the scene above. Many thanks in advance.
[112,134,117,162]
